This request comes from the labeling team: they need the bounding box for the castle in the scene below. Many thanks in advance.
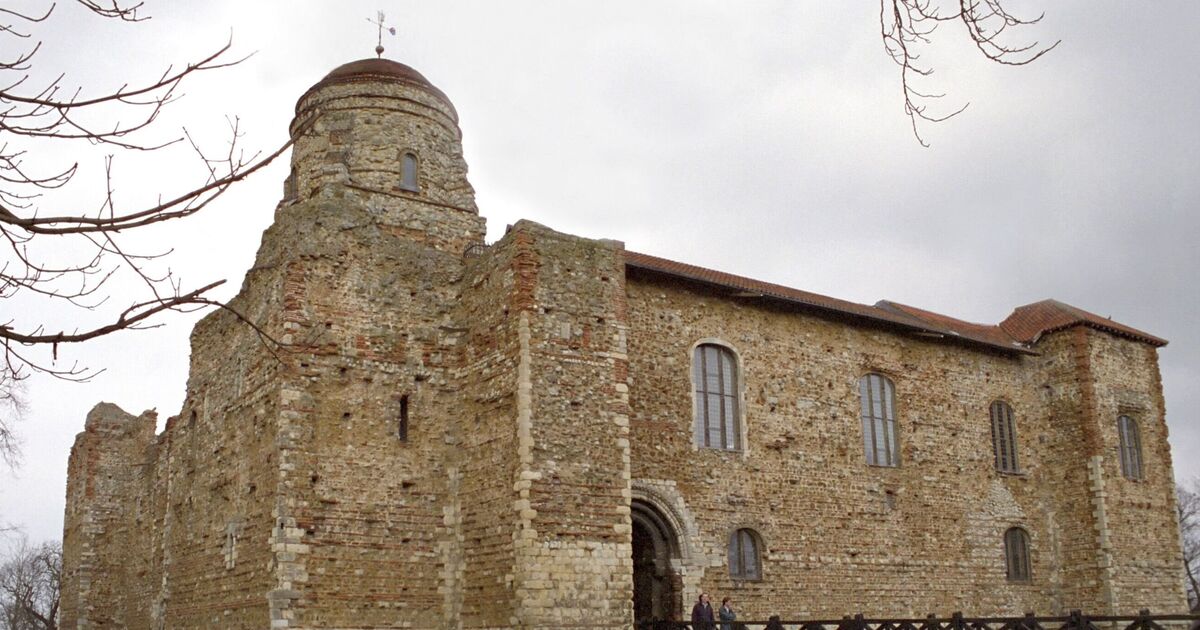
[60,57,1187,629]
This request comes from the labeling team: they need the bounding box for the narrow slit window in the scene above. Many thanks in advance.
[398,395,409,441]
[400,152,419,191]
[990,400,1019,473]
[1118,415,1143,480]
[859,373,898,467]
[1004,526,1031,582]
[692,343,740,451]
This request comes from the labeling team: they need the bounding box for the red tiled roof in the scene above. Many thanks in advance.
[623,251,1166,353]
[874,300,1021,348]
[1000,299,1167,347]
[623,251,1034,355]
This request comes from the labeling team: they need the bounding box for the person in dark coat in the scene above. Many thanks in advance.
[764,614,786,630]
[690,593,715,630]
[718,597,737,630]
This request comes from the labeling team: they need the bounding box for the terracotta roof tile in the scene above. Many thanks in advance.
[874,301,1021,349]
[623,251,1166,353]
[623,251,1033,355]
[1000,299,1166,347]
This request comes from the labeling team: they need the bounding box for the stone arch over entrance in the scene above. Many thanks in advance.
[631,498,684,622]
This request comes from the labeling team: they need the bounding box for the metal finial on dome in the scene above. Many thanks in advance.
[366,10,396,59]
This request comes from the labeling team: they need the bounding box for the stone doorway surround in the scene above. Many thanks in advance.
[630,480,699,623]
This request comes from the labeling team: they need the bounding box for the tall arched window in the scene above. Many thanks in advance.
[693,343,740,451]
[859,373,898,467]
[1004,526,1031,582]
[728,528,762,580]
[1118,415,1143,480]
[400,152,419,191]
[990,400,1019,473]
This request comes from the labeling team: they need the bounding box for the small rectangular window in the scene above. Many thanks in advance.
[991,401,1019,473]
[1118,415,1143,480]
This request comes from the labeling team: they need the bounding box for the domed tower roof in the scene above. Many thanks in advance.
[294,58,457,121]
[283,56,480,229]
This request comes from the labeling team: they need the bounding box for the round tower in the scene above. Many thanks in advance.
[286,58,480,220]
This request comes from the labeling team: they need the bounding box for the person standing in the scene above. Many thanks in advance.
[718,597,736,630]
[690,593,715,630]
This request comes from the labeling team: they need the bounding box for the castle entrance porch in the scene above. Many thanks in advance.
[631,500,683,623]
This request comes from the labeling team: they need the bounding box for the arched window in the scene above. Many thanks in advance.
[990,400,1019,473]
[1004,527,1031,582]
[1118,415,1143,480]
[400,152,419,191]
[692,343,740,451]
[728,529,762,580]
[859,373,898,467]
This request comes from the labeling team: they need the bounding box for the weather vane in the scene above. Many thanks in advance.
[367,10,396,58]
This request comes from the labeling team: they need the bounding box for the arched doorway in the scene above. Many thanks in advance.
[631,500,682,623]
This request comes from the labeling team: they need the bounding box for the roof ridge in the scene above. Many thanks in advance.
[876,299,997,329]
[624,251,1034,355]
[625,250,1164,350]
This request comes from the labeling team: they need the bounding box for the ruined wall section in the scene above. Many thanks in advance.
[63,194,315,629]
[123,431,167,629]
[449,234,524,628]
[504,222,634,628]
[625,275,1088,619]
[62,404,157,628]
[155,260,291,629]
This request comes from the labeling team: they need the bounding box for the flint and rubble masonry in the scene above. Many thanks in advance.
[61,57,1186,629]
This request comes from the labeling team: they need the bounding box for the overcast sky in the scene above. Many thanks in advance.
[2,1,1197,542]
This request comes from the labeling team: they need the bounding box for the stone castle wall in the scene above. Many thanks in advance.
[449,225,525,627]
[1080,330,1181,608]
[60,58,1187,629]
[62,404,157,628]
[500,222,634,627]
[62,229,293,628]
[61,217,1188,628]
[622,272,1185,620]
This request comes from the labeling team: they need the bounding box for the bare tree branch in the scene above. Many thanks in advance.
[880,0,1059,146]
[0,537,60,629]
[0,1,307,386]
[0,371,22,469]
[1180,480,1200,611]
